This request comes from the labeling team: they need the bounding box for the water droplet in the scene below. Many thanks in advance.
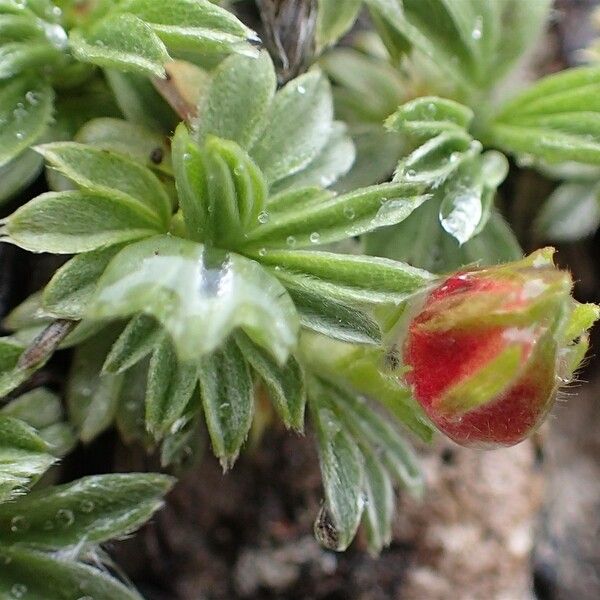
[13,102,26,120]
[44,23,68,49]
[379,196,388,205]
[11,583,27,599]
[79,500,95,514]
[77,596,94,600]
[183,152,192,161]
[10,516,28,533]
[219,402,230,413]
[405,169,417,179]
[25,91,38,105]
[343,207,355,220]
[297,85,306,95]
[472,16,483,40]
[286,235,296,248]
[309,232,320,244]
[257,211,269,224]
[56,508,75,527]
[426,102,437,116]
[15,132,24,140]
[258,247,267,257]
[13,0,26,8]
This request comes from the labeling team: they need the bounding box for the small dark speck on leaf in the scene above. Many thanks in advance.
[150,147,164,164]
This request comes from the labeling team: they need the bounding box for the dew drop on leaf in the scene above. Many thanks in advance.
[10,515,28,533]
[25,91,38,105]
[309,232,321,244]
[257,211,270,224]
[258,248,267,256]
[79,500,95,513]
[472,16,483,40]
[56,508,75,527]
[297,85,306,95]
[10,584,27,599]
[286,235,296,248]
[343,207,355,220]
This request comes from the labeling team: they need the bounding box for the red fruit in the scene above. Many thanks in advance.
[403,251,592,448]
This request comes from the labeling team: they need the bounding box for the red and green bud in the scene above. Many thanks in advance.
[403,248,598,448]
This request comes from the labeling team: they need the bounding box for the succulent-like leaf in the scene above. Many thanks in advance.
[315,0,362,51]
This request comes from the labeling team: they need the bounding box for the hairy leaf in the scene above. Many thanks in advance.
[193,50,276,149]
[236,333,305,431]
[2,190,162,253]
[37,142,172,227]
[251,71,334,184]
[198,339,254,470]
[0,74,53,167]
[0,416,55,503]
[244,181,429,248]
[86,236,299,364]
[0,546,144,600]
[69,13,169,78]
[146,334,198,437]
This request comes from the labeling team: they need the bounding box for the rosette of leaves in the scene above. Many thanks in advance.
[0,51,437,553]
[322,1,600,271]
[0,0,255,204]
[0,411,172,599]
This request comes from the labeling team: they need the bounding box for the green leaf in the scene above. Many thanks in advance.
[564,302,600,344]
[103,313,162,374]
[316,0,362,51]
[285,282,382,345]
[76,117,173,175]
[244,181,429,249]
[535,181,600,242]
[104,70,178,133]
[146,333,198,437]
[115,359,150,444]
[198,339,254,470]
[320,48,404,124]
[0,41,63,79]
[489,66,600,165]
[271,122,356,193]
[0,74,54,167]
[117,0,256,57]
[37,142,172,227]
[43,245,124,319]
[0,149,44,206]
[367,0,551,91]
[193,50,276,149]
[0,416,55,503]
[309,384,364,551]
[69,13,170,78]
[0,472,173,547]
[235,333,305,431]
[327,382,423,493]
[2,190,163,253]
[86,236,299,364]
[67,329,124,443]
[393,131,478,183]
[386,96,474,138]
[256,249,433,305]
[361,443,394,554]
[0,546,144,600]
[1,388,62,430]
[173,132,268,246]
[251,71,334,185]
